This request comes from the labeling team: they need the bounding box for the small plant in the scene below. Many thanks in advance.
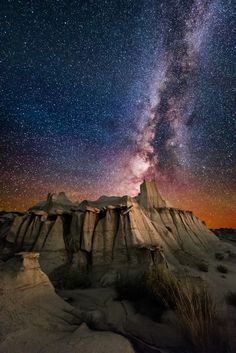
[116,272,148,301]
[226,292,236,306]
[115,271,166,321]
[65,269,91,289]
[217,265,228,274]
[215,252,224,260]
[147,265,230,353]
[175,281,229,353]
[50,265,91,289]
[197,262,208,272]
[146,264,180,308]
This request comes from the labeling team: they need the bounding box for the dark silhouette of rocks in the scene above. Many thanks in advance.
[212,228,236,241]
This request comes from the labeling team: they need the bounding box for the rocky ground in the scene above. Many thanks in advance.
[0,250,236,353]
[0,253,136,353]
[0,181,235,352]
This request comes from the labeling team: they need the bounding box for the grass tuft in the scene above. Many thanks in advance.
[50,265,91,289]
[197,262,209,272]
[215,252,224,260]
[146,264,179,308]
[217,264,228,274]
[147,265,230,353]
[115,271,166,321]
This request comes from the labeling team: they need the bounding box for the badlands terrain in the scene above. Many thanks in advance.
[0,180,235,353]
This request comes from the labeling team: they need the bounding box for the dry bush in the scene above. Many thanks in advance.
[175,280,229,353]
[197,262,209,272]
[50,265,91,289]
[146,264,179,308]
[215,252,224,260]
[64,269,91,289]
[217,264,228,274]
[147,265,230,353]
[115,271,166,321]
[115,272,149,301]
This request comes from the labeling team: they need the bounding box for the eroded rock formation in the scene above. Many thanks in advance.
[0,252,136,353]
[0,180,220,280]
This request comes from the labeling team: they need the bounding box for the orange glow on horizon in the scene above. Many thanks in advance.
[0,184,235,229]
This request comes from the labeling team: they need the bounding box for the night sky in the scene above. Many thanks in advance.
[0,0,235,227]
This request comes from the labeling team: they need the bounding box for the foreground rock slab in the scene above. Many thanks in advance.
[59,287,182,352]
[0,252,135,353]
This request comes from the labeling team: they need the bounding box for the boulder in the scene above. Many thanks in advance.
[0,253,135,353]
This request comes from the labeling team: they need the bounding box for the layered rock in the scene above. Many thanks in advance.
[0,180,221,280]
[137,179,167,209]
[29,191,79,214]
[0,252,135,353]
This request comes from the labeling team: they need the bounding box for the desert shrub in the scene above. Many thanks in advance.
[115,271,166,320]
[50,265,91,289]
[217,264,228,274]
[147,265,230,353]
[228,251,236,261]
[175,280,229,353]
[64,269,91,289]
[197,262,209,272]
[215,252,224,260]
[116,272,147,301]
[146,264,179,309]
[226,292,236,306]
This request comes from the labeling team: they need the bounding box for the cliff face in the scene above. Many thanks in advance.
[0,180,220,278]
[137,180,167,209]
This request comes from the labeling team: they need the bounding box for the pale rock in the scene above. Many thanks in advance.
[138,179,167,209]
[29,191,78,214]
[0,253,135,353]
[0,180,223,277]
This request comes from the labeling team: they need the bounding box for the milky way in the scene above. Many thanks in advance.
[120,0,231,187]
[0,0,235,227]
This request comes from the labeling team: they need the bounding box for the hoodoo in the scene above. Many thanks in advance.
[0,180,221,282]
[138,180,167,209]
[29,191,79,214]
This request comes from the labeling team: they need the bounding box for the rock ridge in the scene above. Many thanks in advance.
[0,180,221,280]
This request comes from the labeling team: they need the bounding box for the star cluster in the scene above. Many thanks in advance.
[0,0,235,227]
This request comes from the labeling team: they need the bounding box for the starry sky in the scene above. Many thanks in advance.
[0,0,235,227]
